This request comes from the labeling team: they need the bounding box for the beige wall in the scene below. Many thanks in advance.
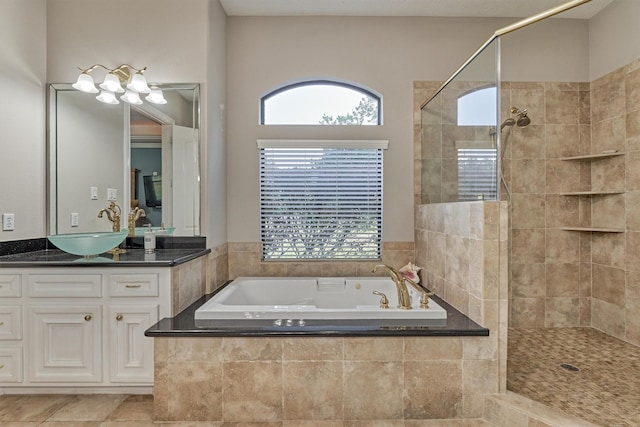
[226,16,591,244]
[0,0,47,241]
[589,0,640,80]
[0,0,227,244]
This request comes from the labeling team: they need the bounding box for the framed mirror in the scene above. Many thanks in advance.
[48,83,201,236]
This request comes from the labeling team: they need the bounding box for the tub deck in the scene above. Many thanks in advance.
[146,280,488,337]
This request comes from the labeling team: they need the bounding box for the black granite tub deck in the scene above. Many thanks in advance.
[145,283,490,338]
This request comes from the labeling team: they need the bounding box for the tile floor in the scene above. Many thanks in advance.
[508,327,640,427]
[0,393,495,426]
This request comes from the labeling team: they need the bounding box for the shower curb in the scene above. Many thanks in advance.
[483,391,599,427]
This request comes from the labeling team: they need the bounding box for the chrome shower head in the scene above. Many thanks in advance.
[510,107,531,127]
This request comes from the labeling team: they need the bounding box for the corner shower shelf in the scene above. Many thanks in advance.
[561,227,625,233]
[560,152,625,161]
[560,191,624,196]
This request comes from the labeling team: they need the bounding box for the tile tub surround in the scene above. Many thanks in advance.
[153,335,498,422]
[227,241,416,279]
[148,289,492,422]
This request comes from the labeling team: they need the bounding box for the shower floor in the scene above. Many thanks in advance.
[507,327,640,427]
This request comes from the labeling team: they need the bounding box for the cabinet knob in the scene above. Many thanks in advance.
[0,364,4,369]
[116,314,123,321]
[125,284,142,288]
[84,314,92,321]
[0,321,4,327]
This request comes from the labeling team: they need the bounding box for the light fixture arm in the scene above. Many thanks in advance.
[77,64,147,83]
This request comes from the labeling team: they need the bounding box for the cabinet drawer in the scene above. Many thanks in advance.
[0,274,21,297]
[0,347,23,383]
[108,274,159,297]
[28,274,102,298]
[0,306,22,340]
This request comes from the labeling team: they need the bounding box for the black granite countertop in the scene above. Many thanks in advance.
[0,247,210,267]
[0,237,209,267]
[145,285,490,338]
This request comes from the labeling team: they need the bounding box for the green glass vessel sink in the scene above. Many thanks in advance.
[48,230,128,257]
[133,226,175,236]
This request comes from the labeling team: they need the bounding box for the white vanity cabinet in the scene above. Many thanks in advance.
[0,267,172,392]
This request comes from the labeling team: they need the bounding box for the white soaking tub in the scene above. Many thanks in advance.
[194,276,447,320]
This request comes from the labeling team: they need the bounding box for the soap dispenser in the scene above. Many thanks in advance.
[144,224,156,254]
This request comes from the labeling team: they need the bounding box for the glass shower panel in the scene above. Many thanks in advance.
[419,38,500,203]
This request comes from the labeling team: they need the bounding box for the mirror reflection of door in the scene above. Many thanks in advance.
[130,110,163,228]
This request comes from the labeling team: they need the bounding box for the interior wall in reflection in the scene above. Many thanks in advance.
[56,92,125,234]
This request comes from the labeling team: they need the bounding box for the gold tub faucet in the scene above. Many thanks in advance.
[372,264,412,309]
[98,201,122,232]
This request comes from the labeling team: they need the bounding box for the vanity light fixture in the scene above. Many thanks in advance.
[72,64,166,105]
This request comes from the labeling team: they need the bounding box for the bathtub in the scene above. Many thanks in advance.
[194,276,447,320]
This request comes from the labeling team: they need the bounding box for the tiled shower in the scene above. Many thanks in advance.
[414,32,640,423]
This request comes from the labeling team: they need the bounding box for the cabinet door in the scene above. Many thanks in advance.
[27,305,102,383]
[108,304,158,383]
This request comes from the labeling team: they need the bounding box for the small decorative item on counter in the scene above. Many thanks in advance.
[399,262,422,283]
[144,224,156,254]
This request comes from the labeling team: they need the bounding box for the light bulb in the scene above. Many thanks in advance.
[72,73,98,93]
[99,73,124,93]
[145,87,167,105]
[127,72,151,93]
[96,90,119,105]
[120,90,143,105]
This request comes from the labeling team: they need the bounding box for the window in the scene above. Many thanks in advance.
[457,86,496,126]
[258,140,387,260]
[457,148,498,201]
[261,80,381,125]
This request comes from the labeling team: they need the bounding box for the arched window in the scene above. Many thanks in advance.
[261,80,382,125]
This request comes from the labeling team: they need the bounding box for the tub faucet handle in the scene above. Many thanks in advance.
[372,291,389,309]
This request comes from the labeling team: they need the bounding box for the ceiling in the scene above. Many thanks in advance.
[219,0,614,19]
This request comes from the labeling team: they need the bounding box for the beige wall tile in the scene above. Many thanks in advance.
[222,361,283,422]
[282,338,343,360]
[511,229,545,264]
[343,361,403,419]
[222,338,283,361]
[282,361,343,420]
[591,299,626,338]
[591,116,626,153]
[462,360,499,418]
[166,361,223,421]
[512,159,546,194]
[511,263,545,298]
[511,194,545,229]
[510,298,545,328]
[591,233,625,268]
[403,361,462,419]
[545,297,580,327]
[545,230,580,264]
[404,337,463,360]
[344,337,403,361]
[545,263,579,297]
[592,264,626,307]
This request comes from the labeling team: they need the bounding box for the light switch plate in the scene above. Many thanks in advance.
[2,213,15,231]
[70,212,79,227]
[91,187,98,200]
[107,188,117,201]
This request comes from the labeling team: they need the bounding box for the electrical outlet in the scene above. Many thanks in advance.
[107,188,117,201]
[91,187,98,200]
[2,213,15,231]
[70,212,79,227]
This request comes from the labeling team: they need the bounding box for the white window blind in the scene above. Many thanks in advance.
[259,142,384,260]
[457,148,498,201]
